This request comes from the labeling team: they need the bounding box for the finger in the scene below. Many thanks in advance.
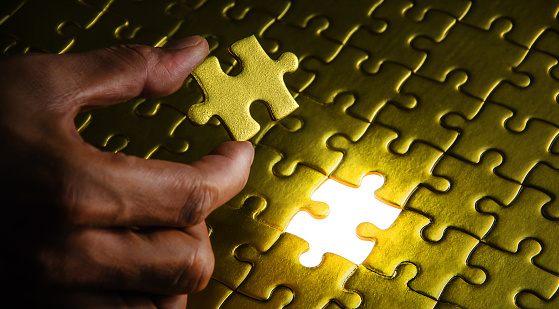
[64,141,254,227]
[0,36,208,147]
[0,36,208,113]
[43,223,213,295]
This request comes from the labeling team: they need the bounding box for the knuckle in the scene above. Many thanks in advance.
[179,173,219,226]
[170,246,214,294]
[102,44,152,77]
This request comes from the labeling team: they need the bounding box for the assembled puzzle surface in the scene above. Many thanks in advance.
[3,0,559,308]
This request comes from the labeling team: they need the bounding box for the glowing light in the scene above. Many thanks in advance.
[285,174,402,267]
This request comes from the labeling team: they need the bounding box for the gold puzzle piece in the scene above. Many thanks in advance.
[517,289,559,308]
[524,163,559,219]
[477,187,559,275]
[412,19,530,100]
[300,45,415,122]
[345,264,437,308]
[347,0,455,73]
[376,71,483,153]
[221,288,294,309]
[489,49,559,132]
[228,146,329,230]
[187,279,233,308]
[206,197,281,289]
[188,35,299,141]
[356,210,485,299]
[460,0,559,48]
[236,233,361,309]
[406,152,521,241]
[259,94,369,176]
[439,240,559,308]
[328,123,450,208]
[443,102,559,183]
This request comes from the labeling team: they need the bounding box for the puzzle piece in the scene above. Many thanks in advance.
[262,17,343,63]
[439,240,559,308]
[227,0,290,21]
[460,0,559,48]
[406,152,521,240]
[533,29,559,60]
[348,0,455,73]
[0,0,107,54]
[206,197,281,288]
[477,186,559,274]
[280,0,385,44]
[186,279,232,309]
[56,14,135,53]
[221,288,294,309]
[285,174,401,267]
[300,45,416,122]
[188,35,299,141]
[413,19,530,100]
[79,100,188,158]
[524,163,559,220]
[118,84,233,165]
[168,0,277,69]
[488,50,559,131]
[259,94,369,176]
[442,102,559,183]
[98,0,190,44]
[228,146,328,229]
[404,0,471,21]
[345,264,437,309]
[357,210,485,299]
[236,233,361,309]
[328,123,450,207]
[376,71,483,153]
[516,290,559,309]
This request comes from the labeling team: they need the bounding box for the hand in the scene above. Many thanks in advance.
[0,36,254,308]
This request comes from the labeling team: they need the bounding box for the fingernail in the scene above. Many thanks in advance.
[164,36,203,49]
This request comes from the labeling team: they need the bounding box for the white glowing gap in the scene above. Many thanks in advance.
[285,174,402,267]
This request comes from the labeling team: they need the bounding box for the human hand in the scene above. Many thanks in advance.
[0,36,254,308]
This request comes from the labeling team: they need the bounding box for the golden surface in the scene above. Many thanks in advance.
[189,35,299,141]
[3,0,559,308]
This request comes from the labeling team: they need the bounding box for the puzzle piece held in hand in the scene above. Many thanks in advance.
[285,174,401,267]
[188,35,299,140]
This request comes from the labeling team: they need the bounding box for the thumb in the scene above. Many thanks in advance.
[65,35,209,111]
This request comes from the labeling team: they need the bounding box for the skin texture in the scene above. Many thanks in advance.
[0,36,254,308]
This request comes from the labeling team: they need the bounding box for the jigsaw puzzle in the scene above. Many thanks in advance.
[4,0,559,308]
